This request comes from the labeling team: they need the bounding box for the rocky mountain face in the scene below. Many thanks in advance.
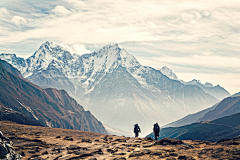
[0,41,220,135]
[147,111,240,142]
[0,62,107,134]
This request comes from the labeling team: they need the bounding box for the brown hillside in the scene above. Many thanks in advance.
[0,63,106,134]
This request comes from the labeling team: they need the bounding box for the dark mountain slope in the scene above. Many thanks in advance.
[0,104,43,126]
[198,96,240,122]
[0,59,23,78]
[0,63,107,134]
[232,92,240,97]
[147,112,240,142]
[163,102,220,128]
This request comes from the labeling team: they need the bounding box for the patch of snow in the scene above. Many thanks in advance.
[45,121,52,127]
[17,100,39,121]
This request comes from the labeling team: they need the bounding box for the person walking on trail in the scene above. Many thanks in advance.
[134,124,141,138]
[153,123,160,141]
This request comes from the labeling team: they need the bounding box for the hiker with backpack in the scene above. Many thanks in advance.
[133,124,141,138]
[153,123,160,141]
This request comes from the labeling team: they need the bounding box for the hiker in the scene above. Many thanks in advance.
[134,124,141,138]
[153,123,160,141]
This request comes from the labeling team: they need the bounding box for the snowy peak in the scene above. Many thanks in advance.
[159,66,178,80]
[187,79,215,88]
[120,48,140,68]
[0,53,17,61]
[204,82,213,88]
[91,43,140,71]
[187,79,202,85]
[185,79,230,100]
[33,41,73,61]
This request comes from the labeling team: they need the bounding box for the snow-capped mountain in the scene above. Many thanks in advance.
[158,67,230,100]
[185,79,230,100]
[0,41,221,135]
[159,66,179,81]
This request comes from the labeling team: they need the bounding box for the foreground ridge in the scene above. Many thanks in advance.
[1,121,240,160]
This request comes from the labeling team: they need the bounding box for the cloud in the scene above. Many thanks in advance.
[0,7,8,17]
[1,0,240,94]
[11,16,27,25]
[51,5,71,16]
[137,55,240,72]
[64,43,91,55]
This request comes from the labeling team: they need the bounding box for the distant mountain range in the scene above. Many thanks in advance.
[147,93,240,142]
[0,60,107,134]
[160,67,230,100]
[0,41,229,135]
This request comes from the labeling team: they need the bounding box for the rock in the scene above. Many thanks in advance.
[150,151,162,156]
[33,139,42,142]
[112,152,126,155]
[178,155,186,159]
[129,151,145,157]
[199,148,213,154]
[56,136,61,138]
[155,138,183,145]
[64,136,74,141]
[113,138,127,142]
[87,158,97,160]
[28,150,36,154]
[68,145,81,150]
[170,153,178,157]
[20,151,25,156]
[107,148,118,153]
[143,143,154,148]
[144,137,154,141]
[90,148,103,154]
[166,158,176,160]
[81,138,92,143]
[113,158,126,160]
[42,151,48,155]
[102,135,108,141]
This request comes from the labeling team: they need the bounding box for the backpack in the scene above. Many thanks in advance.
[154,123,159,132]
[134,124,139,133]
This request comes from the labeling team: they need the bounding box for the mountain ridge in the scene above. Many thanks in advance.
[0,41,222,135]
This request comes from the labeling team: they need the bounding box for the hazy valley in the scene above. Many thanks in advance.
[0,41,231,135]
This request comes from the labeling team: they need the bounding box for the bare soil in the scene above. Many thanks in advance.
[1,121,240,160]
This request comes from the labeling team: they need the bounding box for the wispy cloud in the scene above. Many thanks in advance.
[11,16,27,25]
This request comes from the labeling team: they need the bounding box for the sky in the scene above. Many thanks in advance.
[0,0,240,94]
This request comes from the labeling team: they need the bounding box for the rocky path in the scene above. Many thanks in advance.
[1,121,240,160]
